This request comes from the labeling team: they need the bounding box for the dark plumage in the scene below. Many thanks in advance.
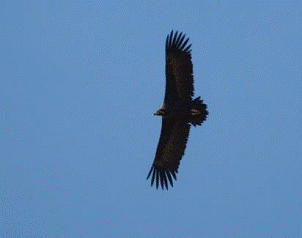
[147,30,208,190]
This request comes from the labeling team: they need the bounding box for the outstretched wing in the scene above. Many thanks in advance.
[164,30,194,106]
[147,118,191,190]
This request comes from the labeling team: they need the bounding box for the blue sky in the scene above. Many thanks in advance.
[1,1,301,237]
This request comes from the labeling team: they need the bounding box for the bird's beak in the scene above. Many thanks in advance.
[154,109,162,116]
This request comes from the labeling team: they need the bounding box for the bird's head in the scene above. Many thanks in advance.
[154,103,166,116]
[154,105,167,116]
[154,108,165,116]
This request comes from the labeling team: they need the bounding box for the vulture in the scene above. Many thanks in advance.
[147,30,208,190]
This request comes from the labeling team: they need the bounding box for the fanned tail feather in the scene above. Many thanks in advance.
[190,97,208,127]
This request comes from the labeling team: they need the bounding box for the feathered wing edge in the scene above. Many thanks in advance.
[147,120,191,190]
[146,166,177,190]
[165,30,194,102]
[166,30,192,53]
[164,30,193,105]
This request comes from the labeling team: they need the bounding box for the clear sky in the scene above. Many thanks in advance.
[1,1,301,237]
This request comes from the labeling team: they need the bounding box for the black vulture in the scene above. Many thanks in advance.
[147,30,208,190]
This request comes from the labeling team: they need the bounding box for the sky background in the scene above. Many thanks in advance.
[1,1,301,237]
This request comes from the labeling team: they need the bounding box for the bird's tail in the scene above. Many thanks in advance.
[190,97,208,127]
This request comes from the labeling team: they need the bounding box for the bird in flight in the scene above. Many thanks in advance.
[147,30,208,190]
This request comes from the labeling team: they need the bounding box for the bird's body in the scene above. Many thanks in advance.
[147,30,208,190]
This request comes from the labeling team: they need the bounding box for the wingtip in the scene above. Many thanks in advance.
[166,30,191,53]
[147,166,178,190]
